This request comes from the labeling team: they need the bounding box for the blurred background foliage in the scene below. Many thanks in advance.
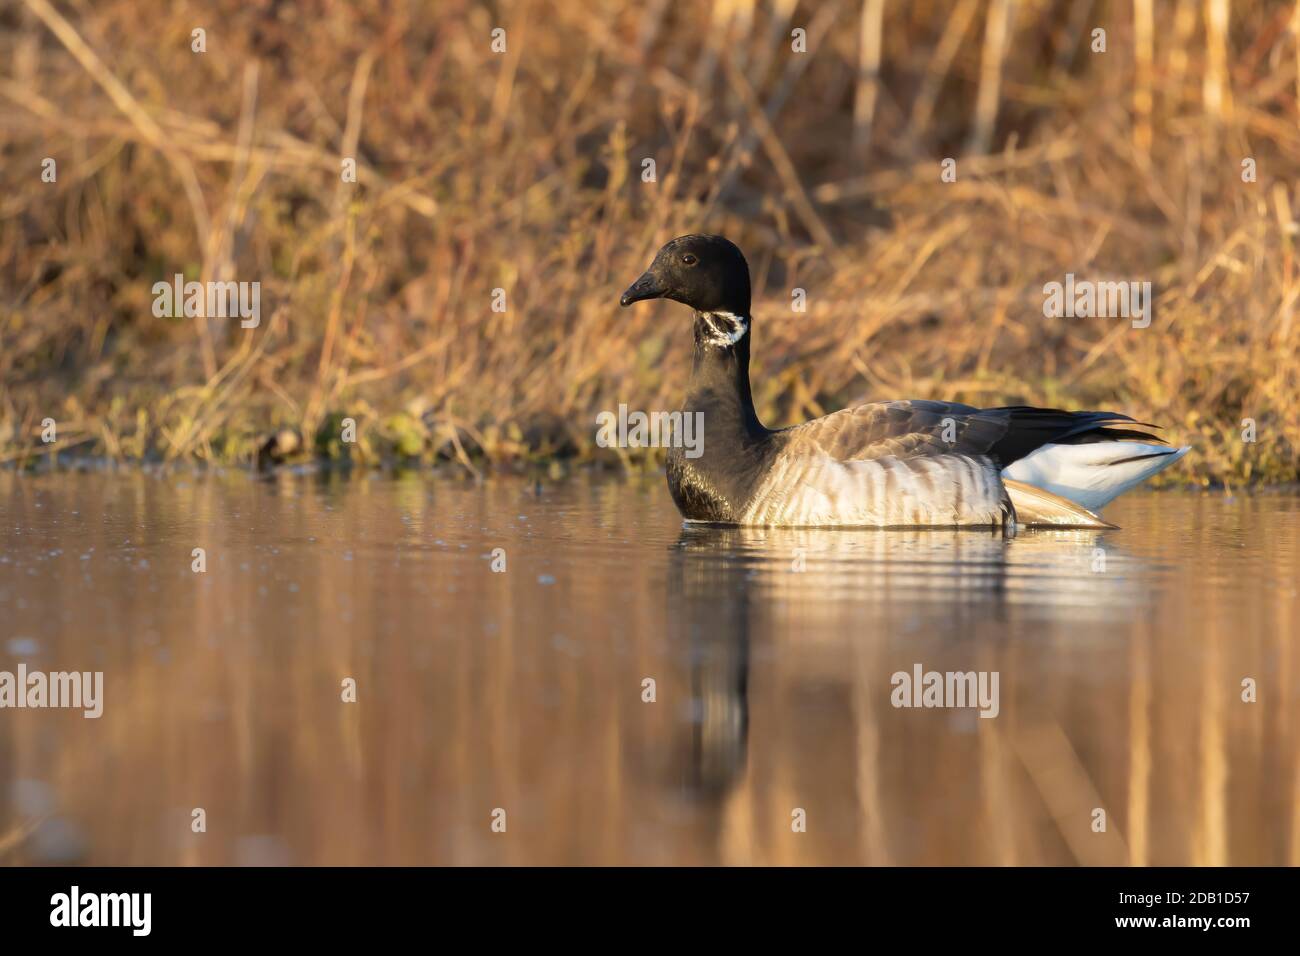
[0,0,1297,484]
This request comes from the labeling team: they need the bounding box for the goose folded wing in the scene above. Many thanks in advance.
[780,400,1163,468]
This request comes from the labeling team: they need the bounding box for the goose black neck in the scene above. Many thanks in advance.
[685,312,766,439]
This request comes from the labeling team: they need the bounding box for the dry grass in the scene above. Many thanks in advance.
[1,0,1298,484]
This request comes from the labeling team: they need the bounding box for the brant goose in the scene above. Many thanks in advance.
[619,235,1189,529]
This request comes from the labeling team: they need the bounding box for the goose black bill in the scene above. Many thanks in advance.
[620,271,665,307]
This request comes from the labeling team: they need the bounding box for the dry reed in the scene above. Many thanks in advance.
[0,0,1297,484]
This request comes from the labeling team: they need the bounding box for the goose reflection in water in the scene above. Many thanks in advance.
[665,523,1143,803]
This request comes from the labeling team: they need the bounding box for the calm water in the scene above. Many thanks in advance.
[0,470,1296,866]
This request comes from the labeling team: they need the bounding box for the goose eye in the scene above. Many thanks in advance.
[681,254,698,266]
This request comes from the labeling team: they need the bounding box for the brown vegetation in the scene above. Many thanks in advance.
[1,0,1298,483]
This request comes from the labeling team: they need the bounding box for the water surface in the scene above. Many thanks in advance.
[1,470,1296,865]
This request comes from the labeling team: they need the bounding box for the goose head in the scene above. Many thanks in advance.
[620,234,751,317]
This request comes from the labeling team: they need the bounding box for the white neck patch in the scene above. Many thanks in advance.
[698,311,749,347]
